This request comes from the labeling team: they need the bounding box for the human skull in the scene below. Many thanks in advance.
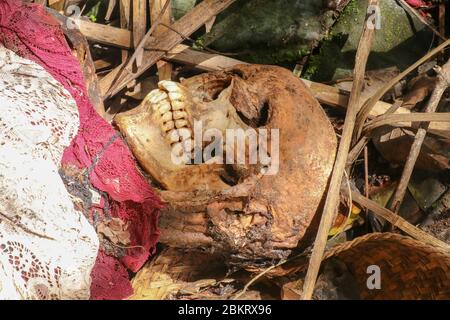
[115,65,337,265]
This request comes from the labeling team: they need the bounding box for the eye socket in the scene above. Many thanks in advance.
[236,100,270,128]
[257,101,270,127]
[198,77,233,102]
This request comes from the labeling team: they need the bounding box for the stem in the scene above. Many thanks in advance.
[388,61,450,218]
[301,0,379,300]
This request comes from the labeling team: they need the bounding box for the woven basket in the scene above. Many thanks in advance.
[128,248,227,300]
[130,234,449,300]
[316,233,449,299]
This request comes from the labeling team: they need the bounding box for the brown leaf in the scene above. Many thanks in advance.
[373,126,450,171]
[401,74,436,110]
[97,217,131,246]
[281,281,302,300]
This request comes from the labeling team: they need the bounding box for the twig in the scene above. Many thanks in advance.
[347,136,370,168]
[119,0,131,63]
[105,0,117,21]
[439,3,446,40]
[354,38,450,143]
[232,259,288,300]
[339,170,353,238]
[347,100,431,167]
[347,100,404,168]
[363,112,450,133]
[103,0,236,99]
[132,0,147,54]
[397,0,447,41]
[132,0,170,68]
[151,0,173,81]
[388,60,450,218]
[349,191,449,249]
[301,0,379,300]
[364,145,369,214]
[104,0,171,98]
[438,2,446,63]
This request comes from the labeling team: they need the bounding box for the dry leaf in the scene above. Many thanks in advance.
[97,217,131,246]
[204,16,216,33]
[281,281,302,300]
[401,74,436,110]
[105,0,117,21]
[373,126,450,171]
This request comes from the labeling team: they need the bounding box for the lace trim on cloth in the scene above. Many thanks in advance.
[0,0,163,299]
[0,46,99,300]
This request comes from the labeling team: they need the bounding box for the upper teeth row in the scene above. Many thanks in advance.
[145,81,194,156]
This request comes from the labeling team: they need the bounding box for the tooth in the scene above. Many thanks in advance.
[163,121,174,131]
[183,139,194,152]
[158,101,171,114]
[146,89,168,104]
[172,142,185,157]
[159,80,180,92]
[158,82,188,101]
[152,104,160,112]
[161,111,172,122]
[173,110,187,120]
[175,119,188,128]
[168,91,184,101]
[177,128,191,141]
[167,129,180,143]
[171,100,185,111]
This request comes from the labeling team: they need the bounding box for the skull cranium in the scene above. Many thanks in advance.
[115,65,337,265]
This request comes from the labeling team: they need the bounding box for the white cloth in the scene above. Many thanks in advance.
[0,46,99,299]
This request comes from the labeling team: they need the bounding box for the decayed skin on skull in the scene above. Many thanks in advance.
[115,65,337,265]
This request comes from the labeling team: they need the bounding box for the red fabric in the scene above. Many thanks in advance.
[90,251,134,300]
[404,1,433,19]
[0,0,163,299]
[405,0,430,8]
